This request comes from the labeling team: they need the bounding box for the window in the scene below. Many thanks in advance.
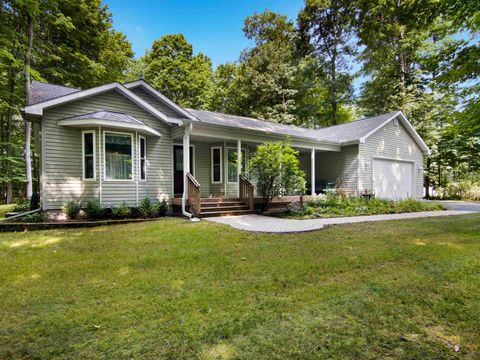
[104,132,133,180]
[82,131,95,180]
[211,146,222,183]
[139,136,146,181]
[227,147,246,183]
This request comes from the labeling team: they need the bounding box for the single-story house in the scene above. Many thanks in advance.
[23,80,430,217]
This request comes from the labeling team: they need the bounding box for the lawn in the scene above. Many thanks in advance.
[1,214,479,359]
[0,203,15,220]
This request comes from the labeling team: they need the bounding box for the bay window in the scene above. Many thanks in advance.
[104,132,133,180]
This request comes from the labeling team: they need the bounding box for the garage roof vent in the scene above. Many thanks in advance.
[393,118,399,127]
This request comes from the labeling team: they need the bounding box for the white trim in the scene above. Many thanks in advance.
[124,80,197,121]
[103,130,135,182]
[311,148,316,195]
[371,156,416,199]
[40,121,46,209]
[58,118,161,137]
[98,126,102,204]
[226,146,247,184]
[138,135,147,182]
[135,131,139,206]
[23,82,183,125]
[81,130,96,181]
[360,111,430,155]
[211,146,223,184]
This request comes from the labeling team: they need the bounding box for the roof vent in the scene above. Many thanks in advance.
[393,118,399,127]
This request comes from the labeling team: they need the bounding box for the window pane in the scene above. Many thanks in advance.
[228,149,237,182]
[212,148,221,182]
[105,133,132,180]
[140,138,146,180]
[84,133,93,155]
[83,133,94,179]
[140,159,146,180]
[140,138,145,158]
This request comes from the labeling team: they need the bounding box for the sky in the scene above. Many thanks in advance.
[105,0,304,67]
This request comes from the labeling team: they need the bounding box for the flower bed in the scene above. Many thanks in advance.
[283,193,445,219]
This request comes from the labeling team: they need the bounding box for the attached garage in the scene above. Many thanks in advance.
[372,158,414,199]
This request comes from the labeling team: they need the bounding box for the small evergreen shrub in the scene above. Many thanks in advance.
[30,192,41,210]
[63,201,81,220]
[152,199,168,217]
[138,197,153,218]
[23,212,46,223]
[83,200,104,220]
[111,202,131,219]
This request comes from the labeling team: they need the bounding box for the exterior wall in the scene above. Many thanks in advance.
[298,145,359,193]
[41,90,173,210]
[129,87,182,119]
[359,119,424,198]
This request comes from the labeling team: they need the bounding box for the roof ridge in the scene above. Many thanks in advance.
[315,111,400,132]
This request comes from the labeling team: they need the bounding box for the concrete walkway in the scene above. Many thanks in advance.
[205,210,475,233]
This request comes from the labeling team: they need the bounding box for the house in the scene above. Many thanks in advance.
[23,80,430,218]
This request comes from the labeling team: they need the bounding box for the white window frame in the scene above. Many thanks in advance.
[138,135,147,182]
[103,130,134,182]
[211,146,223,184]
[82,130,96,181]
[226,147,247,184]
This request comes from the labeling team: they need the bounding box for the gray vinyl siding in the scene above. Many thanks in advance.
[129,87,183,119]
[315,145,359,192]
[358,119,424,198]
[41,90,173,210]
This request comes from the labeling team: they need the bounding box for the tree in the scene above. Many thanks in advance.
[248,142,305,211]
[209,62,241,114]
[298,0,356,125]
[140,34,214,108]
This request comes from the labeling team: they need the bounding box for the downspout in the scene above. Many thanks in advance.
[181,123,193,219]
[98,126,102,205]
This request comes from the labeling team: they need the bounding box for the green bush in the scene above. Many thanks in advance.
[13,198,30,212]
[292,194,445,218]
[138,197,153,218]
[63,201,81,220]
[438,179,480,201]
[111,201,131,219]
[152,199,168,217]
[83,200,104,220]
[23,212,46,223]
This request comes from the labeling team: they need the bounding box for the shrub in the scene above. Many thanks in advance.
[438,179,480,201]
[23,211,46,223]
[63,201,81,220]
[83,200,104,220]
[13,198,30,212]
[152,199,168,217]
[111,201,131,219]
[138,197,153,218]
[30,192,41,210]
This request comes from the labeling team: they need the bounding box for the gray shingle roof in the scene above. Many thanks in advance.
[186,108,400,144]
[63,110,146,125]
[30,81,79,105]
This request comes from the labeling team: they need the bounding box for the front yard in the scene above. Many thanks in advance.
[1,214,479,359]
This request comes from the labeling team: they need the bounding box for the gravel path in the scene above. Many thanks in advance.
[205,210,476,233]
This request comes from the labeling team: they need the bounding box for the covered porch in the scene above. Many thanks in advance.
[171,123,343,218]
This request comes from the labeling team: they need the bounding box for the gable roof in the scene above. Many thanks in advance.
[30,81,80,104]
[24,82,184,126]
[124,80,197,121]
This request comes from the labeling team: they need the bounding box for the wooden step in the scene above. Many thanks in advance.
[201,201,245,208]
[200,197,240,203]
[200,209,254,218]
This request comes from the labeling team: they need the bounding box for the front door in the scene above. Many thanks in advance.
[174,145,194,195]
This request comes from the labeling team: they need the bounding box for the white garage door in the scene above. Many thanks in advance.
[373,158,414,199]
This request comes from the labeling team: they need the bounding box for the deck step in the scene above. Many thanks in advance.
[200,209,254,218]
[201,202,245,208]
[200,197,240,203]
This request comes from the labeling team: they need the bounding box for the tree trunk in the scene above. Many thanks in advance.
[23,13,34,199]
[5,71,15,204]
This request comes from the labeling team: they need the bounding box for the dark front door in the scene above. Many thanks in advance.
[174,145,194,195]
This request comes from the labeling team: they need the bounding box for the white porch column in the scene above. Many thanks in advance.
[181,124,192,217]
[311,148,316,195]
[237,139,242,197]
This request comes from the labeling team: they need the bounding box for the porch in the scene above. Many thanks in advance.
[172,123,345,218]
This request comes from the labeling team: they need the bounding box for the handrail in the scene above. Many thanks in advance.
[186,172,201,217]
[239,174,255,211]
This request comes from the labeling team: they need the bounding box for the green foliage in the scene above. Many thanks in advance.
[152,199,169,217]
[138,197,154,218]
[63,201,81,220]
[23,211,45,223]
[83,200,104,220]
[249,142,305,211]
[289,193,445,218]
[437,175,480,201]
[111,201,131,219]
[136,34,214,108]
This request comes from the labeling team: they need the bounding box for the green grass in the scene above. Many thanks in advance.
[0,204,15,220]
[1,214,479,359]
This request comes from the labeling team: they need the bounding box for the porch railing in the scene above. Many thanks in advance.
[186,172,201,217]
[239,174,255,211]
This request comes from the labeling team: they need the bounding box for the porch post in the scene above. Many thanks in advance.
[181,124,192,216]
[237,139,241,197]
[311,148,316,195]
